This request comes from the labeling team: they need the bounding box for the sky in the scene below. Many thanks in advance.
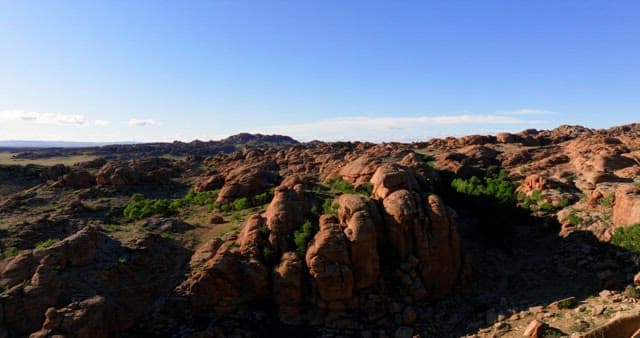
[0,1,639,143]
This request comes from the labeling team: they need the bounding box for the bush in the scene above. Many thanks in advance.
[124,196,172,220]
[124,191,220,220]
[611,223,640,253]
[322,198,339,216]
[259,225,271,237]
[262,247,278,266]
[254,188,275,205]
[451,168,517,205]
[294,220,317,256]
[2,247,18,259]
[326,177,371,195]
[600,194,614,208]
[35,238,58,250]
[233,197,250,211]
[568,209,582,226]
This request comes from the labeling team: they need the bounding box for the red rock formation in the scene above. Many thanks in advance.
[272,252,304,324]
[613,185,640,227]
[305,215,354,305]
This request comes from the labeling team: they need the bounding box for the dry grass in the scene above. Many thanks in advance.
[0,152,98,166]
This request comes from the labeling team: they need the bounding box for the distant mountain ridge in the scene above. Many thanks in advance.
[2,133,299,160]
[0,140,137,148]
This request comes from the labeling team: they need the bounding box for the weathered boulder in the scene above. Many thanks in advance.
[305,215,354,304]
[30,295,111,338]
[343,210,379,289]
[613,185,640,227]
[273,252,304,324]
[265,185,306,253]
[52,170,96,188]
[338,155,380,187]
[418,195,462,298]
[370,164,417,200]
[192,174,224,192]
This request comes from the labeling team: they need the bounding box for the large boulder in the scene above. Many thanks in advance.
[305,215,354,304]
[370,164,417,200]
[272,252,304,324]
[613,185,640,227]
[265,184,306,253]
[30,295,111,338]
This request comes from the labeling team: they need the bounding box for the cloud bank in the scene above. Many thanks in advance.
[257,114,546,142]
[128,118,159,127]
[0,110,86,125]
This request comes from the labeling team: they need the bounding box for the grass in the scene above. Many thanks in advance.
[0,152,98,166]
[35,238,58,249]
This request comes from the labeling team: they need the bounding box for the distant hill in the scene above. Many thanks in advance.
[0,140,137,148]
[1,133,299,160]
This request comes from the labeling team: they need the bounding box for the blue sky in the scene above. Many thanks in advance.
[1,1,638,142]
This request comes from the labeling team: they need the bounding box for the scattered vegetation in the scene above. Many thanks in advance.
[451,167,517,205]
[124,191,220,220]
[232,197,250,211]
[294,220,317,256]
[567,209,583,226]
[2,247,19,259]
[611,223,640,253]
[438,166,530,245]
[322,198,339,216]
[626,285,640,299]
[254,188,275,205]
[599,194,614,208]
[35,238,58,250]
[325,177,372,195]
[555,297,578,309]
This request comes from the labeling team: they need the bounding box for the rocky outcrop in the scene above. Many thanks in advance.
[265,184,306,253]
[30,295,111,338]
[273,252,304,324]
[52,170,96,188]
[306,215,354,305]
[613,185,640,227]
[216,162,277,203]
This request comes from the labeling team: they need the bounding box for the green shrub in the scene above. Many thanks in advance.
[262,246,277,266]
[259,225,271,237]
[600,194,614,208]
[568,209,583,226]
[451,169,517,205]
[356,182,373,195]
[626,285,640,299]
[556,297,578,309]
[294,220,317,256]
[124,191,219,220]
[326,176,356,194]
[35,238,58,250]
[611,223,640,253]
[229,213,243,222]
[232,197,250,211]
[123,197,172,220]
[2,247,19,259]
[322,198,339,216]
[255,188,275,205]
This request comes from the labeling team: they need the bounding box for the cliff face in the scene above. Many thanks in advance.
[1,124,640,337]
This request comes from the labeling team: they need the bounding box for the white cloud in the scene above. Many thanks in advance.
[497,109,556,116]
[256,114,545,142]
[128,118,159,126]
[0,109,86,125]
[94,119,111,126]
